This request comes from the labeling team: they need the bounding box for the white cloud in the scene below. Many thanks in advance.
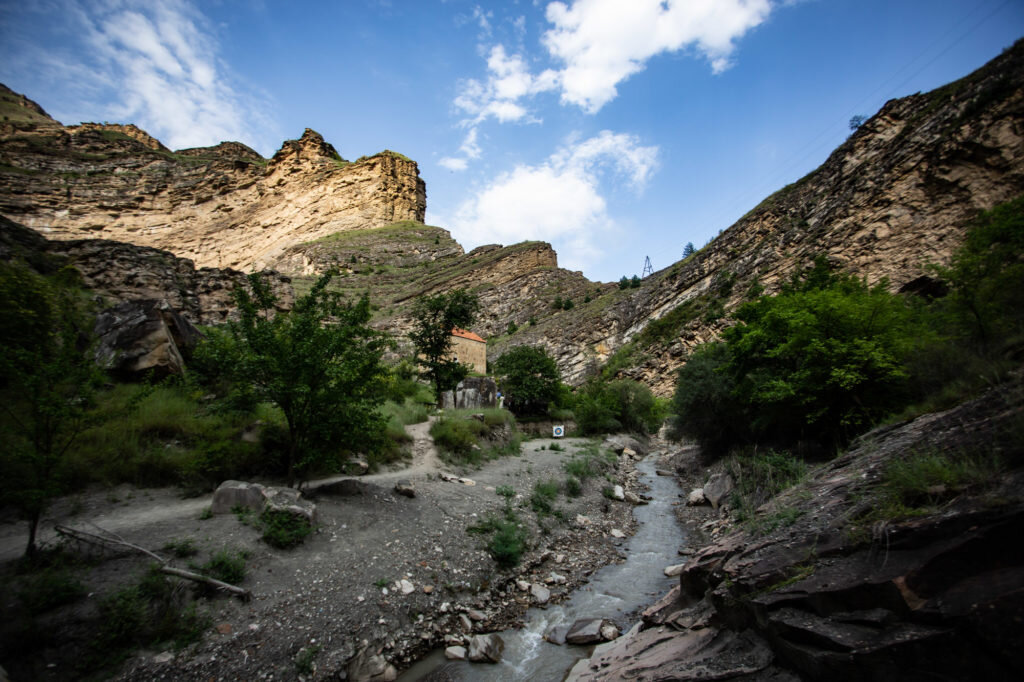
[449,131,658,272]
[450,0,773,126]
[544,0,773,112]
[439,156,469,171]
[453,45,558,125]
[0,0,274,153]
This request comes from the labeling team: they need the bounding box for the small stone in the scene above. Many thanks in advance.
[460,478,476,486]
[459,614,473,632]
[444,646,467,661]
[687,488,707,506]
[516,580,530,591]
[468,609,486,621]
[423,585,434,594]
[399,580,415,595]
[575,514,591,526]
[394,480,415,498]
[153,651,174,664]
[624,491,643,505]
[664,563,686,577]
[610,528,626,539]
[600,623,620,641]
[548,572,567,585]
[216,623,232,634]
[611,485,625,501]
[530,583,551,604]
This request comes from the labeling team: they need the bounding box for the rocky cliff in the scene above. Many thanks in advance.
[2,41,1023,391]
[0,104,425,273]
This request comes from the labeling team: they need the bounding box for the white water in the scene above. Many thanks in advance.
[401,453,687,681]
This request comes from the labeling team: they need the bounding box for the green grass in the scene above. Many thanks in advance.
[562,443,617,481]
[726,450,808,528]
[467,510,529,568]
[161,538,199,558]
[530,479,561,516]
[259,509,313,549]
[197,549,247,584]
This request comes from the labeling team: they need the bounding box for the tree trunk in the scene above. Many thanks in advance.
[25,508,41,559]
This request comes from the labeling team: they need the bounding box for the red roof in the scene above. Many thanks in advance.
[451,327,486,343]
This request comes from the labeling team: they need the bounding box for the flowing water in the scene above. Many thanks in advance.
[400,453,687,681]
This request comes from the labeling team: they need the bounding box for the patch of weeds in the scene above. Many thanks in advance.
[162,537,199,558]
[374,578,389,589]
[748,507,804,535]
[467,510,530,568]
[548,442,564,452]
[198,549,247,585]
[260,509,313,549]
[726,449,807,525]
[295,644,321,675]
[199,507,213,520]
[601,486,617,500]
[530,480,560,516]
[564,476,582,497]
[231,504,256,526]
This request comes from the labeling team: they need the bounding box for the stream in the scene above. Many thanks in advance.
[400,452,687,681]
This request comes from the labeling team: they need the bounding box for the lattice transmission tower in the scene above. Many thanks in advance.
[641,256,653,278]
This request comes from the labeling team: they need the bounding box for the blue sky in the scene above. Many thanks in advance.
[2,0,1022,283]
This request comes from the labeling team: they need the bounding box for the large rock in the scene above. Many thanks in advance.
[602,435,646,456]
[211,480,266,514]
[530,583,551,604]
[441,376,498,410]
[566,619,608,645]
[93,299,202,379]
[703,473,735,509]
[467,634,504,663]
[211,480,317,524]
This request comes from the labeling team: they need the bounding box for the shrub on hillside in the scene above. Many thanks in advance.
[575,379,665,435]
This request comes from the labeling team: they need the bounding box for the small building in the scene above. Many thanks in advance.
[450,327,486,375]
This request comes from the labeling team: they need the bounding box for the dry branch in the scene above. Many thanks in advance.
[55,524,251,600]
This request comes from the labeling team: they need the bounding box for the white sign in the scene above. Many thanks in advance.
[552,425,564,438]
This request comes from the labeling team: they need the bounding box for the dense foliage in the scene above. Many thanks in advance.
[575,378,665,435]
[0,260,101,557]
[408,289,480,404]
[196,271,390,486]
[672,197,1024,460]
[492,345,561,416]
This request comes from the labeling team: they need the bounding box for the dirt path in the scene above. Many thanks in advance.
[2,429,649,682]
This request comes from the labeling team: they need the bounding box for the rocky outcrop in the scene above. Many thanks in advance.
[93,299,203,379]
[0,215,293,326]
[572,379,1024,680]
[0,100,426,274]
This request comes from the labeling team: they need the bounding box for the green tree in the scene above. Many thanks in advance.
[683,242,696,258]
[409,289,480,405]
[935,196,1024,349]
[0,261,100,558]
[493,346,560,416]
[672,263,928,458]
[199,271,390,487]
[576,379,664,435]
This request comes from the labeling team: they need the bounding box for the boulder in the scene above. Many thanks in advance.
[262,486,317,525]
[703,473,735,509]
[687,488,707,506]
[211,480,265,514]
[393,480,415,498]
[566,619,607,645]
[93,299,203,379]
[441,377,498,410]
[444,646,467,661]
[602,434,645,456]
[664,563,686,577]
[467,634,504,663]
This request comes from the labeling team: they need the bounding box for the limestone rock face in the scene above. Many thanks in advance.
[0,115,425,274]
[93,299,203,378]
[1,215,293,326]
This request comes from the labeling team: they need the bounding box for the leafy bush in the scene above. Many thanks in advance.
[260,510,313,549]
[564,476,582,497]
[199,549,247,584]
[488,518,529,567]
[430,415,487,461]
[18,567,86,614]
[493,345,561,416]
[576,379,665,435]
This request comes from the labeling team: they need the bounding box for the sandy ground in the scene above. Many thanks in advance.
[0,425,647,681]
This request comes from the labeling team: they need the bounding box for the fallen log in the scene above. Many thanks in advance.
[55,524,251,600]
